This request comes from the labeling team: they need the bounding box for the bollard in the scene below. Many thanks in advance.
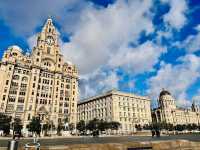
[7,140,18,150]
[24,142,40,150]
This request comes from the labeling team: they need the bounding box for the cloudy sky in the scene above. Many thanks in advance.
[0,0,200,107]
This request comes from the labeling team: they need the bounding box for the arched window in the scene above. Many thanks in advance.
[13,75,19,80]
[22,77,28,82]
[12,52,18,56]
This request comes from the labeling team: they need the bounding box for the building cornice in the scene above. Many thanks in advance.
[78,90,151,105]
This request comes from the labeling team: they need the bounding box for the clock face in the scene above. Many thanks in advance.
[46,36,54,45]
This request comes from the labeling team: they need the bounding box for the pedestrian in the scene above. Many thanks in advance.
[151,130,155,137]
[156,130,160,137]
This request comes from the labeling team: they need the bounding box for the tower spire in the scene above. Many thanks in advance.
[47,15,52,23]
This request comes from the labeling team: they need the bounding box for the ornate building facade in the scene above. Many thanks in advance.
[0,18,78,129]
[77,89,152,134]
[152,89,200,126]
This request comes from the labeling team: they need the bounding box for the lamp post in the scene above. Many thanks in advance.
[7,111,19,150]
[12,111,17,139]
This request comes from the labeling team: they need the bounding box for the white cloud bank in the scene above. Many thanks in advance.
[79,69,120,99]
[181,25,200,53]
[109,41,166,74]
[163,0,188,29]
[148,54,200,107]
[2,0,195,103]
[61,0,155,74]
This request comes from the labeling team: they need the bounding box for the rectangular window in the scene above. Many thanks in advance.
[28,114,31,120]
[18,97,24,103]
[3,95,6,101]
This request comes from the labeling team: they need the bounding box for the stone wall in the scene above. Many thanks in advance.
[14,140,200,150]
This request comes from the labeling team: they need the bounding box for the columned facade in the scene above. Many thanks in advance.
[78,89,152,134]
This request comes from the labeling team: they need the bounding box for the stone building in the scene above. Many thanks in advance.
[0,18,78,129]
[152,89,200,126]
[77,89,152,134]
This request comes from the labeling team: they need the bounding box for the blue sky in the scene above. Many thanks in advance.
[1,0,200,107]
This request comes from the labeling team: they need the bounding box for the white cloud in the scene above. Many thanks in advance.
[192,89,200,106]
[163,0,188,29]
[109,41,166,74]
[27,34,38,49]
[24,0,169,99]
[179,24,200,53]
[61,0,154,74]
[173,24,200,53]
[148,54,200,107]
[183,34,200,53]
[0,0,84,36]
[176,99,192,108]
[79,69,119,99]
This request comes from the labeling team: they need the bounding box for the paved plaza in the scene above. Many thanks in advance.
[0,134,200,147]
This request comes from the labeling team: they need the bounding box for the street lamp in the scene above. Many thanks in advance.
[12,111,17,139]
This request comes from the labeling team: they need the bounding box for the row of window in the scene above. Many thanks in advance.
[119,102,149,107]
[12,75,28,82]
[120,106,148,112]
[36,99,51,105]
[14,68,30,75]
[118,96,148,102]
[8,97,24,103]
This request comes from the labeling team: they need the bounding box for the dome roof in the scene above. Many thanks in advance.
[66,61,73,65]
[159,89,171,97]
[9,45,22,52]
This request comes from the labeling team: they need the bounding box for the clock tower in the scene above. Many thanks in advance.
[0,18,78,130]
[32,18,64,72]
[37,18,59,54]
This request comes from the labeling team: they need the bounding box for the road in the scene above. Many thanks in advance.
[0,134,200,147]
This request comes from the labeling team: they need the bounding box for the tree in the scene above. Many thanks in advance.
[165,123,174,131]
[86,118,99,131]
[86,118,100,136]
[0,113,11,135]
[186,123,198,131]
[135,124,142,131]
[42,123,51,136]
[69,123,75,134]
[143,124,151,130]
[27,117,41,136]
[175,124,185,131]
[150,122,170,131]
[109,121,121,131]
[98,120,109,134]
[76,120,86,135]
[57,123,63,136]
[107,121,121,135]
[13,118,23,135]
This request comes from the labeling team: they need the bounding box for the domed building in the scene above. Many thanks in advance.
[0,18,78,133]
[152,89,200,126]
